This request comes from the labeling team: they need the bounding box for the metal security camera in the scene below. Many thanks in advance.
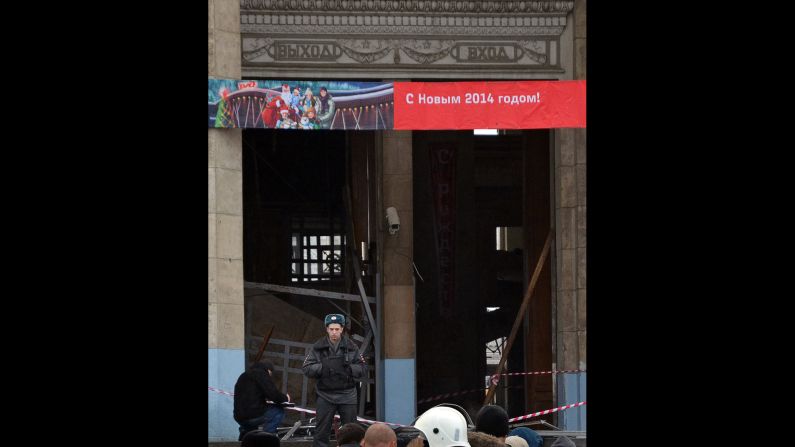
[385,207,400,235]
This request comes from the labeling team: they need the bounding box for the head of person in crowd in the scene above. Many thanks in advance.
[474,405,509,441]
[241,430,280,447]
[337,422,367,447]
[363,423,398,447]
[507,427,542,447]
[504,436,528,447]
[549,436,576,447]
[466,430,504,447]
[324,313,346,343]
[413,405,471,447]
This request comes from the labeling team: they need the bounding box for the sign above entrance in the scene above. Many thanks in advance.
[208,79,585,130]
[393,81,586,130]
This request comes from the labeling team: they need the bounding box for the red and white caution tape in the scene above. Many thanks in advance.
[210,385,583,427]
[491,369,586,385]
[209,386,406,427]
[508,401,586,423]
[208,385,235,397]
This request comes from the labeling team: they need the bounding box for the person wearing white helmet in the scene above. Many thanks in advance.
[413,405,472,447]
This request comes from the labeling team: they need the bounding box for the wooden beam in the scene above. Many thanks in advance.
[244,281,376,304]
[483,229,553,405]
[253,325,275,363]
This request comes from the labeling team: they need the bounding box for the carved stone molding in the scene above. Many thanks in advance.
[241,0,574,14]
[241,14,566,36]
[240,0,574,78]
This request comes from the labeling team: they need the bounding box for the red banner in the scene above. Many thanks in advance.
[429,145,456,318]
[393,80,585,130]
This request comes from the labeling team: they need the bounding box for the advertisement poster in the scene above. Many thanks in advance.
[208,79,394,130]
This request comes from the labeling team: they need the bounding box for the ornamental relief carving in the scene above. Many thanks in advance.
[240,0,575,14]
[241,23,564,36]
[240,1,571,71]
[242,37,553,66]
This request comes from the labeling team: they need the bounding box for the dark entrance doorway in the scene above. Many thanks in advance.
[241,129,379,420]
[412,130,554,423]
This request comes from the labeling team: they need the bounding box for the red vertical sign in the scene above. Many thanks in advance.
[429,146,456,318]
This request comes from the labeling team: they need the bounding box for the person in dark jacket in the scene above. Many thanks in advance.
[234,360,291,441]
[302,314,368,447]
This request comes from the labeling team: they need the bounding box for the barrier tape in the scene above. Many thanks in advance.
[209,386,583,427]
[208,385,235,397]
[208,386,406,427]
[508,401,586,423]
[419,370,586,404]
[491,369,586,385]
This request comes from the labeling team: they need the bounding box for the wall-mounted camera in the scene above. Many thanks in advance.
[385,207,400,235]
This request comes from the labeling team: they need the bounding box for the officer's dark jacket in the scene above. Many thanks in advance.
[302,335,367,391]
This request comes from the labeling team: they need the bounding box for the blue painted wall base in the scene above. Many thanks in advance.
[208,348,245,441]
[384,359,416,425]
[559,372,586,431]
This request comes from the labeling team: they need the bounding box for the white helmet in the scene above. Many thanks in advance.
[413,406,471,447]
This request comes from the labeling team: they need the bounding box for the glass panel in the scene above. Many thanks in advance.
[310,249,318,260]
[320,236,330,245]
[310,236,317,245]
[334,235,341,246]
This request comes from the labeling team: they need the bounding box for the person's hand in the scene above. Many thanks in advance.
[286,393,291,402]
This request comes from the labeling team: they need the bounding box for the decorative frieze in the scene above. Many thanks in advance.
[243,37,555,66]
[240,0,572,75]
[241,0,574,14]
[241,13,567,33]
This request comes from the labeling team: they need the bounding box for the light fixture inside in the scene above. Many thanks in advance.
[473,129,499,136]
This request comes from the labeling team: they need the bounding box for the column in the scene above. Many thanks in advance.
[382,129,416,424]
[208,0,243,441]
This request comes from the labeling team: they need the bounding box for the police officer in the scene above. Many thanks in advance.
[302,314,367,447]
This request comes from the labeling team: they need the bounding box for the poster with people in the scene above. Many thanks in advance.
[208,79,394,130]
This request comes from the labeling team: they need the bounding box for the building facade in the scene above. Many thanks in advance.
[209,0,586,441]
